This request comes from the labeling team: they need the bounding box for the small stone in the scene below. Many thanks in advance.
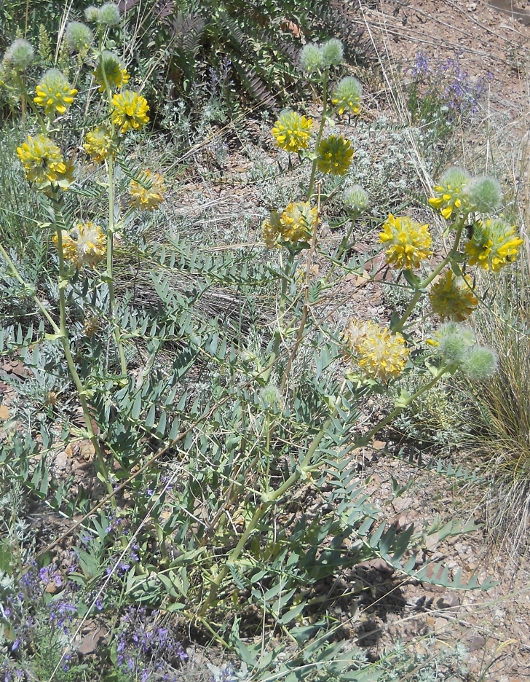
[468,634,486,651]
[436,593,459,609]
[356,558,394,575]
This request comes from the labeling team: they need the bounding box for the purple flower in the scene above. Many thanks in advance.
[11,639,20,652]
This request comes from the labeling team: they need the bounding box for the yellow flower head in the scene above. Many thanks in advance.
[379,214,432,270]
[262,210,282,248]
[94,50,129,92]
[16,134,66,186]
[331,76,362,116]
[44,157,75,196]
[53,222,106,269]
[428,166,470,220]
[111,90,149,133]
[465,218,523,272]
[34,68,77,116]
[279,201,318,243]
[271,110,313,153]
[344,318,409,382]
[129,170,165,211]
[429,269,478,321]
[84,126,114,163]
[316,135,353,176]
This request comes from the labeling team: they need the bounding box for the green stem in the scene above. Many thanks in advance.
[280,194,320,391]
[392,221,466,333]
[324,209,360,285]
[262,249,295,383]
[357,365,451,446]
[198,380,346,615]
[55,224,115,502]
[106,154,127,377]
[14,73,47,132]
[306,71,329,202]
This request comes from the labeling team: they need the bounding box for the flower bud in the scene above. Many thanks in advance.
[321,38,343,67]
[4,38,34,70]
[429,166,471,220]
[65,21,93,51]
[299,43,324,73]
[97,2,121,26]
[460,345,498,381]
[435,322,475,364]
[84,5,100,22]
[467,176,502,213]
[94,50,129,91]
[332,76,362,116]
[343,184,369,212]
[260,384,283,409]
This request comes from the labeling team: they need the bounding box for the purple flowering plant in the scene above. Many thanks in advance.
[406,51,492,133]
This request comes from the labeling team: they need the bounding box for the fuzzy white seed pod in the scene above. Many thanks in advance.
[4,39,34,70]
[321,38,343,67]
[84,5,100,22]
[436,322,476,364]
[468,176,503,213]
[97,2,121,26]
[461,345,498,381]
[65,21,93,51]
[299,43,324,73]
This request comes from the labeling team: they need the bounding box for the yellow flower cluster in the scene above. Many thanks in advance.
[34,69,77,116]
[111,90,149,133]
[316,135,353,176]
[331,76,362,116]
[262,210,282,248]
[344,318,409,382]
[261,202,318,247]
[465,218,523,272]
[271,111,313,153]
[129,170,165,211]
[84,126,113,163]
[429,270,478,321]
[379,214,432,270]
[94,51,130,92]
[54,222,106,269]
[428,167,470,220]
[17,134,66,185]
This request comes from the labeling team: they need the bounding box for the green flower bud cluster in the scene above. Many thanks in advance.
[3,38,34,71]
[343,184,369,213]
[299,39,343,73]
[434,322,497,381]
[84,2,121,26]
[429,166,503,219]
[65,21,93,52]
[260,384,283,410]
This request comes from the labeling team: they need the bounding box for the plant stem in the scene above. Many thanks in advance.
[54,224,115,502]
[14,73,47,132]
[392,221,466,333]
[105,154,128,377]
[306,71,329,202]
[263,249,295,384]
[198,380,346,615]
[280,190,320,391]
[357,365,451,445]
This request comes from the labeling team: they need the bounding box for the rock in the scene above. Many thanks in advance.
[393,496,414,513]
[52,451,68,473]
[436,593,460,609]
[77,624,109,656]
[468,634,486,651]
[356,558,394,575]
